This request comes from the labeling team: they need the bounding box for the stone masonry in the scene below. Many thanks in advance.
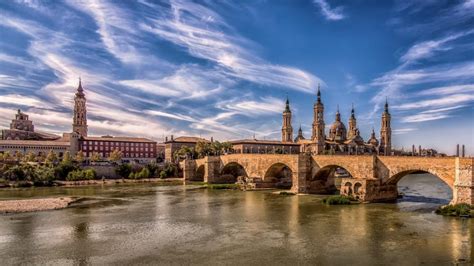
[183,154,474,205]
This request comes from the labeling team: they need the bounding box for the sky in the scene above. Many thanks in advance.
[0,0,473,155]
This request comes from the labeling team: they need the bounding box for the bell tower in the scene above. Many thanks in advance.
[281,97,293,142]
[347,104,357,139]
[312,84,325,154]
[72,78,88,137]
[380,99,391,155]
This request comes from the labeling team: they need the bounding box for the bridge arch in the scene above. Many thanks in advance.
[220,162,248,183]
[195,165,205,181]
[307,165,353,194]
[385,169,453,189]
[263,162,293,189]
[385,169,453,203]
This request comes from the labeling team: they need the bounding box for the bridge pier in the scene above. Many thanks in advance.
[452,158,474,205]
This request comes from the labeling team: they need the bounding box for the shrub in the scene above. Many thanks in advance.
[159,170,167,179]
[146,162,159,177]
[322,195,353,205]
[128,172,136,179]
[66,170,85,181]
[116,163,132,178]
[136,167,150,179]
[435,204,472,217]
[54,161,77,180]
[84,169,97,180]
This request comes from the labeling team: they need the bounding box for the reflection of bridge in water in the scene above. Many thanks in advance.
[183,154,473,204]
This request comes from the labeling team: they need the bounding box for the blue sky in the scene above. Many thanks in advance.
[0,0,473,155]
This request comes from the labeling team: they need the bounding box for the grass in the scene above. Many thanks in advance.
[322,195,354,205]
[435,203,473,217]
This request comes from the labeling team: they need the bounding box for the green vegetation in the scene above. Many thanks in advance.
[435,203,473,217]
[173,141,234,162]
[322,195,354,205]
[66,169,97,181]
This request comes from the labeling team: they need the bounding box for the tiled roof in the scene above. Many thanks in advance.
[166,136,209,143]
[83,136,156,143]
[0,140,70,146]
[230,139,300,145]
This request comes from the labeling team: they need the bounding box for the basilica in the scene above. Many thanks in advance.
[282,86,392,155]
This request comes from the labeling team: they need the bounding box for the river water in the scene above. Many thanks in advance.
[0,174,472,265]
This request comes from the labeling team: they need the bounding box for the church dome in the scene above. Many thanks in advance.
[328,108,347,142]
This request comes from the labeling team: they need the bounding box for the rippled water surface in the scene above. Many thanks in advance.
[0,174,472,265]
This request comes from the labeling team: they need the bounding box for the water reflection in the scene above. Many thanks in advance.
[0,174,471,265]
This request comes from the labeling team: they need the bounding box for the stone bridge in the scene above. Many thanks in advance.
[183,154,473,205]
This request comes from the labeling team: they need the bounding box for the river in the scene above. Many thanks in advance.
[0,173,472,265]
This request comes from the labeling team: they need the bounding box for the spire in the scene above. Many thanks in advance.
[298,124,302,134]
[317,83,321,103]
[284,95,290,112]
[384,97,389,113]
[351,103,355,118]
[336,104,341,121]
[371,127,376,137]
[76,77,85,97]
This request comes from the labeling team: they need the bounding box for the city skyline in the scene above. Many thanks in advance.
[0,0,473,155]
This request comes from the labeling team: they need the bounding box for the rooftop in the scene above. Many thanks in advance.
[83,136,156,143]
[0,140,70,146]
[230,139,300,146]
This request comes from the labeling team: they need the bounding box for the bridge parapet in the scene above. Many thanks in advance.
[311,155,375,180]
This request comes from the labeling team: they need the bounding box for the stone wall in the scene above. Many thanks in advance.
[86,165,118,179]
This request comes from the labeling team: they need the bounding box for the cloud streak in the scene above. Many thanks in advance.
[312,0,346,21]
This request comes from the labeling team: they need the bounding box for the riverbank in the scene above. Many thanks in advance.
[0,177,184,188]
[0,197,78,214]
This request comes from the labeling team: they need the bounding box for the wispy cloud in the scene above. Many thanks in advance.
[312,0,346,21]
[141,0,321,93]
[400,29,474,63]
[418,84,474,96]
[394,94,474,110]
[401,113,450,123]
[217,97,284,116]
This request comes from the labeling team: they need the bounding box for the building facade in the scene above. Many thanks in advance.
[1,109,60,141]
[78,136,157,163]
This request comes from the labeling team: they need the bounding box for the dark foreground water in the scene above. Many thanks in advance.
[0,174,472,265]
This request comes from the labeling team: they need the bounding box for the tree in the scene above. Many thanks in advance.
[14,151,23,162]
[195,141,212,158]
[75,151,85,164]
[116,163,132,178]
[173,145,194,161]
[221,142,233,154]
[23,152,36,163]
[1,151,11,162]
[108,149,122,164]
[211,141,222,155]
[45,150,58,165]
[62,151,72,164]
[90,152,102,163]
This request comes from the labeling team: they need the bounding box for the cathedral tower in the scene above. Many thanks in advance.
[72,78,88,137]
[312,85,325,153]
[281,97,293,142]
[347,104,357,139]
[380,99,392,155]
